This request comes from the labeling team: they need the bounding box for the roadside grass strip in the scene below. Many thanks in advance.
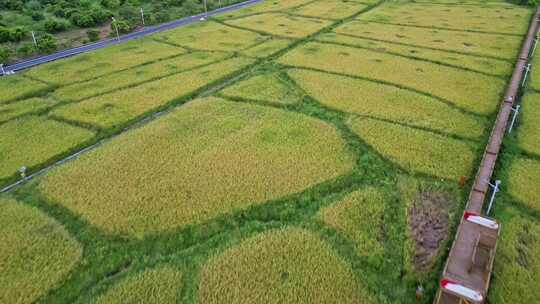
[25,38,184,85]
[50,57,254,129]
[216,0,316,19]
[316,33,513,77]
[39,98,353,237]
[221,72,302,105]
[0,116,95,181]
[225,13,332,38]
[278,42,504,115]
[348,118,476,180]
[317,188,385,261]
[154,20,265,51]
[528,52,540,91]
[334,21,522,60]
[288,68,486,139]
[0,97,58,123]
[516,92,540,155]
[94,266,183,304]
[52,51,230,102]
[506,157,540,211]
[288,0,369,20]
[358,2,531,35]
[0,75,50,104]
[198,228,376,304]
[0,197,82,304]
[241,38,294,58]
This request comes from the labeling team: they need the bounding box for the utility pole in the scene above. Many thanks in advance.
[202,0,208,20]
[111,17,120,41]
[140,8,145,26]
[31,31,37,47]
[0,64,5,76]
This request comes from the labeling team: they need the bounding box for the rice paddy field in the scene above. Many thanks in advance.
[0,0,536,303]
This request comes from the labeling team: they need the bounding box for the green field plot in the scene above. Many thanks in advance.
[216,0,316,20]
[279,42,504,115]
[0,197,82,304]
[50,57,254,129]
[241,38,294,58]
[94,266,183,304]
[225,13,331,38]
[0,75,50,104]
[53,51,230,102]
[0,116,94,181]
[316,33,512,76]
[40,98,353,237]
[348,118,476,180]
[528,52,540,91]
[154,20,264,51]
[198,228,375,304]
[25,39,184,85]
[358,3,531,35]
[289,0,369,20]
[506,157,540,211]
[221,72,302,105]
[288,69,486,139]
[334,21,522,59]
[516,92,540,155]
[0,97,58,123]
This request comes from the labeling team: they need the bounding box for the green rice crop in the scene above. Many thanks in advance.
[316,33,512,76]
[225,13,331,38]
[216,0,316,20]
[40,98,353,237]
[334,21,522,59]
[506,157,540,211]
[358,3,531,35]
[0,75,50,103]
[154,21,264,51]
[25,38,185,85]
[0,97,58,123]
[241,38,294,58]
[288,68,486,139]
[0,197,82,304]
[516,92,540,155]
[0,116,95,180]
[289,0,369,20]
[221,72,302,105]
[279,42,504,115]
[198,228,376,304]
[52,51,229,102]
[94,266,183,304]
[50,57,254,129]
[348,117,476,180]
[528,52,540,91]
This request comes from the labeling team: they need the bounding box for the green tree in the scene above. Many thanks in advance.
[37,34,58,53]
[0,47,10,63]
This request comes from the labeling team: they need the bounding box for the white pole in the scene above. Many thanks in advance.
[140,8,145,26]
[204,0,208,17]
[486,180,501,216]
[0,64,4,76]
[522,64,531,87]
[31,31,37,47]
[112,17,120,41]
[532,37,539,57]
[508,105,521,134]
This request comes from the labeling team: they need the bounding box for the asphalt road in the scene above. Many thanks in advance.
[2,0,263,73]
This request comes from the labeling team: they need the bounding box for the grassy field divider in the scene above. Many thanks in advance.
[362,21,527,37]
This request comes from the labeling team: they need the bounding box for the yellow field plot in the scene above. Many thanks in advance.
[288,69,486,139]
[94,266,183,304]
[0,97,58,123]
[221,72,302,105]
[198,228,376,304]
[216,0,315,20]
[53,51,229,102]
[516,92,540,155]
[25,39,184,85]
[241,38,293,58]
[50,57,254,129]
[289,0,369,20]
[318,188,384,258]
[506,157,540,211]
[155,20,264,51]
[358,3,531,35]
[279,42,504,115]
[316,33,513,76]
[348,118,475,180]
[225,13,331,38]
[334,21,522,59]
[0,75,50,103]
[40,98,353,237]
[0,116,94,180]
[0,197,82,304]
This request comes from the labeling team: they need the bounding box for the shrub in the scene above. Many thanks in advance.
[0,46,10,63]
[36,33,58,53]
[86,28,100,41]
[111,19,131,34]
[44,18,70,33]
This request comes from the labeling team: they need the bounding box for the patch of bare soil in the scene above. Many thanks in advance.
[409,191,451,272]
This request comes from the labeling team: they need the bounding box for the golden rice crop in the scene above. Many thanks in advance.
[50,57,254,129]
[40,98,353,237]
[334,21,522,59]
[0,75,50,103]
[241,38,294,58]
[94,266,183,304]
[217,0,315,20]
[0,116,95,180]
[198,228,376,304]
[0,197,82,304]
[221,72,301,105]
[288,68,486,139]
[348,117,476,180]
[278,42,504,115]
[225,13,331,38]
[316,33,513,76]
[506,157,540,211]
[53,52,229,102]
[289,0,369,20]
[516,92,540,155]
[25,38,184,85]
[0,97,58,123]
[358,2,531,35]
